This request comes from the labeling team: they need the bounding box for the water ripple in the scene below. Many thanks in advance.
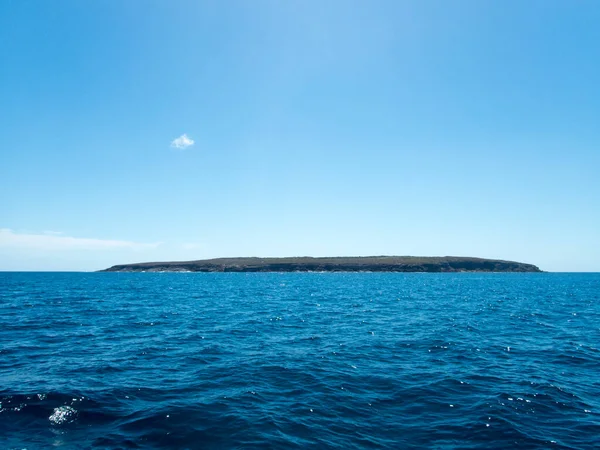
[1,272,599,449]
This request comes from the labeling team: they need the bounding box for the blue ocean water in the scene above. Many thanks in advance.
[1,273,599,449]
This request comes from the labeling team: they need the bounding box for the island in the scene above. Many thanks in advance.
[100,256,542,273]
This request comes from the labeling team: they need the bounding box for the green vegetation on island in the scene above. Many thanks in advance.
[100,256,541,273]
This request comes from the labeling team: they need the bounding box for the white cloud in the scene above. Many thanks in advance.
[0,229,160,252]
[170,133,194,149]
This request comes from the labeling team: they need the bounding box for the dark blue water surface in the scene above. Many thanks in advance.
[1,272,599,449]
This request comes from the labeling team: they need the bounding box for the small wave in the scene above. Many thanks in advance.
[49,405,78,425]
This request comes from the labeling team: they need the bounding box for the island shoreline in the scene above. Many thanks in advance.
[100,256,542,273]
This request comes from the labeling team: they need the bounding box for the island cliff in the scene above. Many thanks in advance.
[100,256,541,273]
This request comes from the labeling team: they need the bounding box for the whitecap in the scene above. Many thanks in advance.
[49,406,77,425]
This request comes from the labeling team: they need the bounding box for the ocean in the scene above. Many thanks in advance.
[1,272,599,449]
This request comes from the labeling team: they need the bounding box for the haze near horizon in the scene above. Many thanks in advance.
[1,1,599,272]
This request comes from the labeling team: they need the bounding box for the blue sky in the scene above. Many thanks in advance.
[1,0,599,271]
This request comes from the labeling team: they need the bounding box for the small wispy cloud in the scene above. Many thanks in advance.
[181,242,204,250]
[170,133,194,150]
[0,229,160,251]
[43,230,64,236]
